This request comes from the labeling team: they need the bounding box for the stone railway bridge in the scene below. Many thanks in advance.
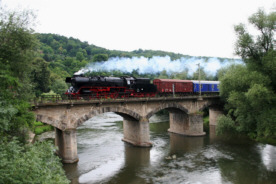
[33,96,223,163]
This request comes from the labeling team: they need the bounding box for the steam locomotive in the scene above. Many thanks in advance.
[65,75,157,99]
[65,75,219,99]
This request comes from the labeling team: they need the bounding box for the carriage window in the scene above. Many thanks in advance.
[212,84,214,89]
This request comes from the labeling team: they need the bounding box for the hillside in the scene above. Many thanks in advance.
[37,33,192,62]
[36,33,235,79]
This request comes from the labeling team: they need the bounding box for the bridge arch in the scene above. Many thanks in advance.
[36,114,65,130]
[36,106,142,130]
[146,102,189,120]
[75,106,143,128]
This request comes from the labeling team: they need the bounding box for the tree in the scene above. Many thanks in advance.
[31,58,51,96]
[76,51,84,61]
[92,53,108,62]
[0,8,69,184]
[51,79,68,95]
[234,9,275,63]
[217,9,276,140]
[0,10,37,84]
[0,140,69,184]
[0,9,38,141]
[171,69,189,80]
[191,67,208,80]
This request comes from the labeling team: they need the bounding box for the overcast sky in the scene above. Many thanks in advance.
[1,0,275,58]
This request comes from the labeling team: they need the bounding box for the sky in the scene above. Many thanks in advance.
[1,0,276,59]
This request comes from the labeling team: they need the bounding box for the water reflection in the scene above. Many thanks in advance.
[124,144,150,167]
[260,144,276,171]
[169,133,204,154]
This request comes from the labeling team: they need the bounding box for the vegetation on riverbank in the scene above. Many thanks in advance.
[0,8,69,183]
[216,9,276,144]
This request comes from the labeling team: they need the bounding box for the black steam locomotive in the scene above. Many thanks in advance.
[65,75,157,99]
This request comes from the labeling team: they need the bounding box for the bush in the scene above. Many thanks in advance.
[0,139,70,184]
[33,121,44,126]
[216,115,237,135]
[33,121,54,135]
[34,125,53,135]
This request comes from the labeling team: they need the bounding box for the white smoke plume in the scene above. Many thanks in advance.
[75,56,242,76]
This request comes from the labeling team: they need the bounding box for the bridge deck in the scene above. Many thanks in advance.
[32,95,220,107]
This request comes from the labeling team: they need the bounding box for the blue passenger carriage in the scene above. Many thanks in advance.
[192,80,220,93]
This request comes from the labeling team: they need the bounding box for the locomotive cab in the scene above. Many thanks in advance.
[122,77,135,88]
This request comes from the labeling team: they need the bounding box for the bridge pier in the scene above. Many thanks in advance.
[168,112,206,136]
[122,117,152,147]
[209,107,224,138]
[55,128,79,163]
[209,107,224,126]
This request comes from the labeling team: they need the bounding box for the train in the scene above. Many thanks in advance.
[65,75,219,99]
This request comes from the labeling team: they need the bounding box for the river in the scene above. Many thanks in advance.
[63,112,276,184]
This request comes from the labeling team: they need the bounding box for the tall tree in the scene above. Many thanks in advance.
[0,9,38,141]
[31,58,51,96]
[0,9,38,100]
[0,9,69,183]
[217,9,276,140]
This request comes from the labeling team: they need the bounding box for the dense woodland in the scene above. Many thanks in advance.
[0,6,275,184]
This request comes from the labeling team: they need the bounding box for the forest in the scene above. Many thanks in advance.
[0,6,275,184]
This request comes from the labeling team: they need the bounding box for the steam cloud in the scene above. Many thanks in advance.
[75,56,242,76]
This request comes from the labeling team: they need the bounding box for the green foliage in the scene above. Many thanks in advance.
[0,139,69,184]
[37,33,191,63]
[51,79,68,95]
[218,9,276,141]
[216,115,239,135]
[171,69,189,80]
[0,9,38,100]
[191,67,213,80]
[41,90,58,96]
[92,53,108,62]
[219,64,270,100]
[34,121,44,126]
[0,8,69,183]
[34,125,53,135]
[0,9,38,143]
[33,121,54,135]
[31,57,51,96]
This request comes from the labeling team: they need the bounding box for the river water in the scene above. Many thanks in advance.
[63,112,276,184]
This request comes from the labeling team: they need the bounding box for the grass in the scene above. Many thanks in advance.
[33,121,54,135]
[203,116,209,133]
